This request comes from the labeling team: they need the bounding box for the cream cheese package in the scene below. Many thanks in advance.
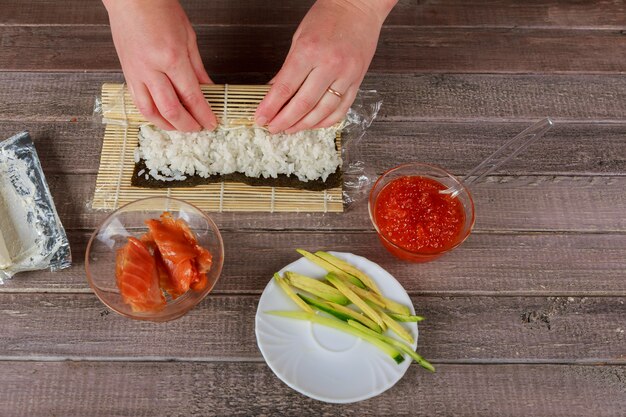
[0,132,71,281]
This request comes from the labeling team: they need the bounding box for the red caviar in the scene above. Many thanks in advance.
[374,176,466,257]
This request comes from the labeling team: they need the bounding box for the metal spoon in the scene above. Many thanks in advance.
[441,117,554,198]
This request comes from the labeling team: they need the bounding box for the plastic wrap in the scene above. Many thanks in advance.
[93,90,129,127]
[339,90,382,209]
[0,132,72,281]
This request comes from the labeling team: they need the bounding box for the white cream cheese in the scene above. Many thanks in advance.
[0,156,50,272]
[0,228,10,269]
[0,132,71,280]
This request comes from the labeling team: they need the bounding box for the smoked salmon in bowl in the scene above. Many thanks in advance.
[86,197,224,321]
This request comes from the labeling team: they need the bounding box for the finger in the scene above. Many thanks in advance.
[313,85,359,129]
[254,54,312,127]
[129,80,175,131]
[284,81,352,134]
[267,30,300,86]
[147,72,201,132]
[167,59,217,130]
[268,27,302,85]
[266,68,336,133]
[187,34,213,84]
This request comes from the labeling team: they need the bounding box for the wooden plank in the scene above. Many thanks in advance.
[0,294,624,361]
[39,173,626,232]
[361,122,626,176]
[1,26,625,73]
[3,231,626,296]
[3,121,624,176]
[1,0,623,29]
[0,121,104,173]
[416,0,626,29]
[1,73,625,123]
[2,362,625,417]
[0,0,417,26]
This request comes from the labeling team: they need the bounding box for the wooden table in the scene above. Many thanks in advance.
[1,1,625,415]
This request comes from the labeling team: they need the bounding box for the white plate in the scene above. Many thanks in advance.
[255,251,417,403]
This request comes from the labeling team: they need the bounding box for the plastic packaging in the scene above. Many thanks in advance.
[0,132,72,282]
[93,85,382,210]
[339,90,382,209]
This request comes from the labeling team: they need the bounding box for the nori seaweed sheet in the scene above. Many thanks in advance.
[131,160,342,191]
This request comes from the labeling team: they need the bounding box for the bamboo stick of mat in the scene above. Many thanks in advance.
[93,83,344,212]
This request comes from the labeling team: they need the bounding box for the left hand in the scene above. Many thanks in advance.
[254,0,396,134]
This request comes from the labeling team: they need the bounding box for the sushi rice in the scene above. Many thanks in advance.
[135,124,342,183]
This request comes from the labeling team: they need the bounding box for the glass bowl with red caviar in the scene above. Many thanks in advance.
[368,163,475,262]
[85,197,224,321]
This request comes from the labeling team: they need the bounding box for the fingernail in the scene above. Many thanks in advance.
[267,124,279,134]
[256,116,268,127]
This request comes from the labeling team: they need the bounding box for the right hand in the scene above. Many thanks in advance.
[103,0,217,131]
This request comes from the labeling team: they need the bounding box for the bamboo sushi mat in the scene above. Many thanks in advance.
[93,83,343,212]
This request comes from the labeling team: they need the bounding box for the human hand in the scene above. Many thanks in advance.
[103,0,217,131]
[255,0,396,134]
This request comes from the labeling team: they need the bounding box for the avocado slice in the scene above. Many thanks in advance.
[365,299,414,345]
[273,273,314,313]
[388,312,425,322]
[334,273,411,316]
[284,271,349,305]
[296,249,366,288]
[265,310,405,365]
[355,286,411,316]
[325,273,384,327]
[348,320,434,372]
[347,283,386,308]
[298,293,383,333]
[314,251,382,295]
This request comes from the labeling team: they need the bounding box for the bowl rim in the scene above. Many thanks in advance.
[85,196,224,322]
[368,162,476,258]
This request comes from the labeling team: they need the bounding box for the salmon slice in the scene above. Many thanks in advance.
[195,244,213,274]
[190,244,212,291]
[171,214,213,283]
[146,212,212,297]
[168,213,213,276]
[115,237,166,312]
[146,216,197,264]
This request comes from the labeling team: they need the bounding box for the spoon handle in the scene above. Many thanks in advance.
[462,117,553,189]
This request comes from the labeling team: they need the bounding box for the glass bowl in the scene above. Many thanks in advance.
[85,197,224,321]
[368,163,475,263]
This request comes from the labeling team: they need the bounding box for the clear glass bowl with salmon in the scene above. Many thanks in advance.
[86,197,224,321]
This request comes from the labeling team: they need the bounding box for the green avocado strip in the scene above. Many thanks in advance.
[325,273,384,327]
[296,249,366,288]
[298,293,383,333]
[273,274,314,313]
[314,251,382,294]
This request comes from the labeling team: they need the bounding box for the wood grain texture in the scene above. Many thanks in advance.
[0,121,105,173]
[0,294,624,361]
[417,0,626,29]
[3,231,626,296]
[361,122,626,176]
[0,0,417,26]
[1,1,625,414]
[2,362,625,417]
[38,173,626,232]
[1,0,623,29]
[3,121,623,175]
[1,73,625,123]
[1,26,625,73]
